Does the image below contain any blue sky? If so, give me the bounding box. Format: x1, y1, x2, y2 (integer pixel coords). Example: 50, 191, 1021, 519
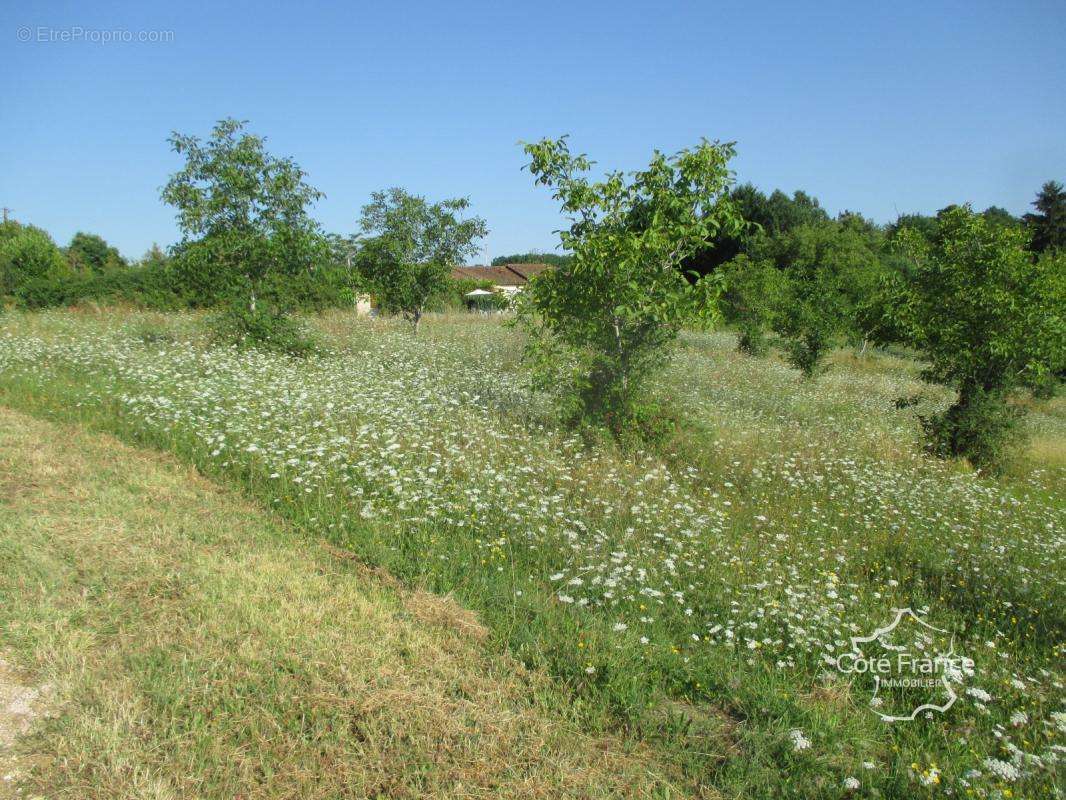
2, 0, 1064, 262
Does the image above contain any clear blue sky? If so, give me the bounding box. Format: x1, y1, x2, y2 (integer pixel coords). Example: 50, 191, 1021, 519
3, 0, 1064, 262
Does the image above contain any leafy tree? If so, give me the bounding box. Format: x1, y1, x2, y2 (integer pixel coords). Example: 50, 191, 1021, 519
0, 220, 25, 244
887, 212, 939, 244
161, 119, 326, 314
879, 205, 1065, 470
136, 243, 170, 271
517, 136, 744, 430
766, 220, 884, 376
67, 232, 126, 273
0, 224, 71, 301
720, 254, 787, 356
980, 205, 1020, 230
491, 252, 571, 267
356, 188, 487, 332
890, 206, 1019, 247
1024, 180, 1066, 254
763, 189, 830, 235
684, 183, 829, 277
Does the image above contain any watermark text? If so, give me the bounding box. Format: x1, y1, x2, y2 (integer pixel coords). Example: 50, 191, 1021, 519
17, 26, 175, 44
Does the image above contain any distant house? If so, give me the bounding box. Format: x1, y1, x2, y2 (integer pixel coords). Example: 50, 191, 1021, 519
451, 263, 553, 296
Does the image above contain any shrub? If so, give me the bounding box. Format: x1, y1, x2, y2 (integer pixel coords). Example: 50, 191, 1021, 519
720, 254, 786, 357
768, 221, 881, 377
919, 388, 1023, 472
131, 319, 177, 347
66, 232, 126, 273
784, 330, 832, 378
207, 300, 319, 357
0, 225, 71, 300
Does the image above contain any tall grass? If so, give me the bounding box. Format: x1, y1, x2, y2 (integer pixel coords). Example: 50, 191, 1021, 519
0, 308, 1062, 798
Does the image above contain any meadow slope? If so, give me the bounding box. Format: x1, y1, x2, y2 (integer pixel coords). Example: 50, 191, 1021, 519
0, 406, 680, 799
0, 308, 1062, 799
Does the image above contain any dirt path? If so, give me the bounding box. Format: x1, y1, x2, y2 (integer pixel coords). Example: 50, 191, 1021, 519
0, 657, 49, 799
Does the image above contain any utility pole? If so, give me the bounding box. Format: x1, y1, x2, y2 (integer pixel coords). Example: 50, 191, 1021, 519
1, 207, 11, 223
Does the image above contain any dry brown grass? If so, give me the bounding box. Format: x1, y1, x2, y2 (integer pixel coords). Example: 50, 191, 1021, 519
0, 408, 680, 799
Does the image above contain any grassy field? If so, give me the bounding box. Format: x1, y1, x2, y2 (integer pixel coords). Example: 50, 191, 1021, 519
0, 406, 678, 799
0, 307, 1062, 798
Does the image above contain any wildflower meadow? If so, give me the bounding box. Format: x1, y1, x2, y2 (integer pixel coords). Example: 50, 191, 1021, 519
0, 309, 1061, 798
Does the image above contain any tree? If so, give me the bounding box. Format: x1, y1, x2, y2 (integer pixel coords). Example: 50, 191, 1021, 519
980, 205, 1020, 230
887, 212, 939, 244
0, 224, 70, 301
766, 220, 884, 376
684, 183, 830, 278
136, 243, 170, 271
356, 188, 487, 332
491, 252, 572, 267
161, 118, 326, 312
720, 254, 787, 356
879, 205, 1065, 470
67, 232, 125, 273
1024, 180, 1066, 254
517, 136, 744, 430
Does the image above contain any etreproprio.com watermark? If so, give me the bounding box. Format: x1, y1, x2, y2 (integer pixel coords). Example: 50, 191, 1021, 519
16, 26, 175, 44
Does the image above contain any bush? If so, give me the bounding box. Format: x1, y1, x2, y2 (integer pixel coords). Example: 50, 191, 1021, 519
768, 222, 878, 377
736, 322, 769, 357
14, 275, 76, 309
10, 265, 185, 311
1029, 373, 1060, 400
131, 319, 177, 347
721, 254, 786, 358
207, 301, 319, 357
919, 388, 1022, 472
1, 225, 72, 299
784, 330, 832, 378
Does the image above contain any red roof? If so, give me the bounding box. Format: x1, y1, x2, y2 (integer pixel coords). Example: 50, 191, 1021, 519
451, 263, 554, 286
501, 263, 553, 281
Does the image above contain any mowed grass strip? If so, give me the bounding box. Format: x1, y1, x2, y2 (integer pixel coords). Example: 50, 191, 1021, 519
0, 408, 680, 799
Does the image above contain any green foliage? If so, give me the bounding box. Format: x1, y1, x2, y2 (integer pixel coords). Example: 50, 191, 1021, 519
356, 188, 487, 331
51, 264, 184, 310
919, 387, 1023, 472
207, 299, 319, 357
720, 254, 787, 356
879, 205, 1066, 469
518, 136, 743, 431
66, 231, 126, 273
161, 118, 327, 312
0, 223, 72, 304
1024, 179, 1066, 254
766, 219, 884, 376
131, 318, 178, 347
137, 243, 170, 271
684, 183, 830, 276
442, 278, 508, 312
161, 119, 329, 352
742, 186, 830, 236
490, 252, 572, 267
